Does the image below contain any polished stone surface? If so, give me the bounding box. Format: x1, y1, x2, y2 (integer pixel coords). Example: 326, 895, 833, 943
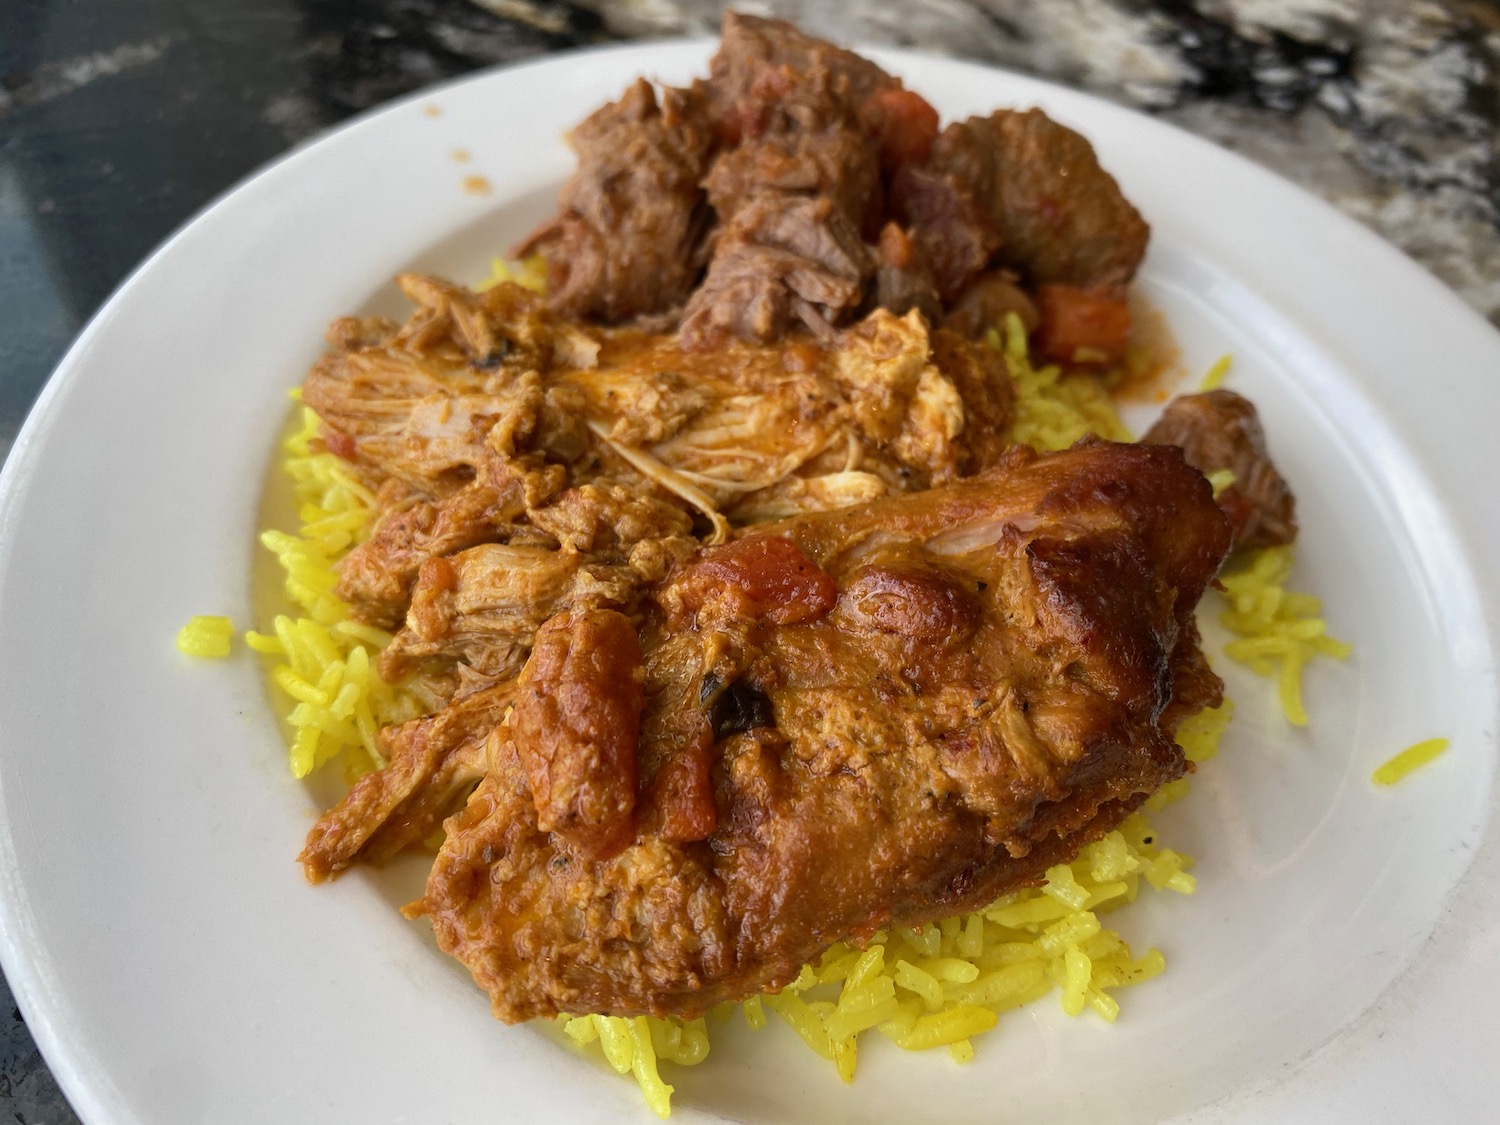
2, 1, 1498, 1119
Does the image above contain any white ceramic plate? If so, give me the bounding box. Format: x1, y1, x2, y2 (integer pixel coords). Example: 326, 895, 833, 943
1, 40, 1497, 1125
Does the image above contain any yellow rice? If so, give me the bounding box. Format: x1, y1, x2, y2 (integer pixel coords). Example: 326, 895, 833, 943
1198, 353, 1231, 391
1372, 737, 1450, 785
1217, 545, 1351, 726
477, 255, 548, 294
560, 808, 1187, 1116
991, 315, 1133, 449
250, 399, 424, 780
237, 301, 1356, 1116
176, 615, 235, 658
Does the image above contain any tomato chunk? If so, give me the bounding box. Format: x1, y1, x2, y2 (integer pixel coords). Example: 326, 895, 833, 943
1034, 284, 1132, 366
513, 609, 643, 859
861, 87, 940, 173
322, 425, 357, 461
672, 535, 838, 626
645, 737, 718, 843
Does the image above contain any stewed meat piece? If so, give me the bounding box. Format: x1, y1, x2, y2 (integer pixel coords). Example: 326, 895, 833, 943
871, 222, 942, 321
682, 13, 947, 346
700, 69, 881, 227
303, 274, 599, 497
704, 12, 896, 129
942, 271, 1039, 339
678, 194, 874, 348
703, 10, 937, 173
894, 109, 1148, 360
963, 109, 1148, 363
963, 109, 1148, 291
513, 79, 716, 322
682, 66, 880, 347
889, 126, 1005, 302
311, 278, 1015, 630
299, 682, 514, 882
1143, 389, 1298, 550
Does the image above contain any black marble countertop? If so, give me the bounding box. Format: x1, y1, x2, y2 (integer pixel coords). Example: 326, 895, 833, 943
2, 0, 1498, 1120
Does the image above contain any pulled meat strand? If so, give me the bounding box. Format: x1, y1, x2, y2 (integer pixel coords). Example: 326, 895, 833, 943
310, 275, 1011, 634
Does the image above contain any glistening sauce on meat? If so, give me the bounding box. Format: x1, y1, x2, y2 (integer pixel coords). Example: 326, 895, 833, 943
273, 8, 1306, 1105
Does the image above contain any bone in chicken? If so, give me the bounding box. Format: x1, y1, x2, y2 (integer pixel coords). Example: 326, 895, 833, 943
302, 439, 1231, 1020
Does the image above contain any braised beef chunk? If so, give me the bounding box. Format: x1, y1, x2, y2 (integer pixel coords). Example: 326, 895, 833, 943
513, 79, 715, 322
516, 16, 1150, 355
705, 12, 939, 176
393, 441, 1230, 1020
860, 87, 941, 176
966, 109, 1149, 290
890, 126, 1005, 301
703, 11, 899, 144
895, 110, 1146, 358
680, 13, 956, 346
942, 271, 1039, 340
683, 132, 876, 346
701, 80, 879, 228
683, 54, 883, 348
1142, 389, 1298, 549
871, 222, 941, 320
894, 107, 1149, 331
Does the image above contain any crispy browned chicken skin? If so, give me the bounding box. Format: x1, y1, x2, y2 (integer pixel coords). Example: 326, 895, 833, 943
304, 441, 1230, 1020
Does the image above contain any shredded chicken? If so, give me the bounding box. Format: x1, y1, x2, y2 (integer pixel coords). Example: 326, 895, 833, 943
312, 279, 1015, 633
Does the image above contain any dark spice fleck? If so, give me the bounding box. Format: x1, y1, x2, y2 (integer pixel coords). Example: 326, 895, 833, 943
710, 679, 776, 740
698, 670, 723, 705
